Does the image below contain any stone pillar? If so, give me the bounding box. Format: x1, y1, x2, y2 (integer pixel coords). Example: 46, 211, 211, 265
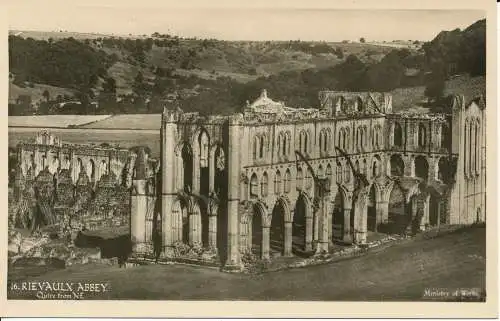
189, 212, 202, 245
343, 206, 352, 243
353, 198, 368, 244
161, 111, 178, 250
376, 201, 389, 226
316, 196, 331, 253
420, 195, 430, 230
131, 179, 147, 253
305, 215, 314, 252
313, 209, 319, 244
225, 116, 242, 268
262, 225, 270, 260
208, 214, 217, 249
283, 220, 293, 257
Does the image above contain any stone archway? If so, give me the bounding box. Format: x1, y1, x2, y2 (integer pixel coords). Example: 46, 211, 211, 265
414, 156, 429, 181
251, 203, 265, 257
386, 183, 407, 234
293, 193, 312, 253
270, 200, 286, 256
332, 189, 344, 241
181, 143, 193, 192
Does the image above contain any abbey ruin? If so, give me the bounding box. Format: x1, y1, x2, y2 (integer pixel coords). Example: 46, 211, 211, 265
10, 89, 486, 271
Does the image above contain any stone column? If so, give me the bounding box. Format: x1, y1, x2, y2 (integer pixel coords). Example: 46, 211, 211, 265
316, 195, 331, 253
208, 214, 217, 248
343, 206, 352, 243
131, 180, 147, 253
262, 225, 270, 260
376, 201, 389, 226
305, 215, 314, 252
283, 220, 293, 257
161, 112, 178, 250
189, 211, 202, 245
353, 198, 368, 244
420, 195, 430, 230
225, 116, 242, 268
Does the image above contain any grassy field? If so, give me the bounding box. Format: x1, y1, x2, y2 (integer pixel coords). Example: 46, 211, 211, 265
8, 226, 486, 301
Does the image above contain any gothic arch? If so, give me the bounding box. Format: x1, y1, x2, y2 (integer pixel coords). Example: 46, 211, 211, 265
414, 156, 429, 181
390, 154, 405, 177
356, 96, 364, 112
261, 172, 269, 197
394, 122, 403, 147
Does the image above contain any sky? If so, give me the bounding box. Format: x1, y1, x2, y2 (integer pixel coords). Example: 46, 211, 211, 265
7, 2, 486, 42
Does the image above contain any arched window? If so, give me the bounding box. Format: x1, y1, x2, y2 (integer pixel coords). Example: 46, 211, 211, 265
362, 158, 367, 175
475, 120, 480, 174
304, 130, 309, 154
274, 170, 282, 195
282, 133, 287, 156
344, 163, 351, 183
296, 167, 303, 190
394, 122, 403, 147
390, 154, 405, 177
418, 123, 427, 148
318, 164, 324, 178
299, 131, 307, 154
344, 130, 350, 151
355, 159, 360, 173
469, 120, 474, 175
319, 131, 324, 154
284, 169, 291, 193
285, 132, 291, 156
356, 96, 363, 112
277, 133, 283, 157
259, 135, 265, 158
337, 129, 343, 149
336, 162, 343, 183
253, 136, 259, 160
199, 131, 209, 168
305, 168, 313, 190
372, 160, 378, 178
440, 123, 450, 149
326, 164, 333, 186
261, 172, 269, 197
464, 120, 468, 175
250, 173, 259, 198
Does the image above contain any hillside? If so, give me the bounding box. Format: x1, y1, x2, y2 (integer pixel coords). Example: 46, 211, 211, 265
8, 19, 485, 116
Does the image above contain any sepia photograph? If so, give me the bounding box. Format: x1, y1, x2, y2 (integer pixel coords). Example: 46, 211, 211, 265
2, 0, 497, 318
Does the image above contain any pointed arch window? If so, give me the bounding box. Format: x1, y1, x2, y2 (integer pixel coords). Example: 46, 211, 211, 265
296, 167, 304, 190
336, 162, 343, 183
261, 172, 269, 197
259, 135, 265, 158
284, 169, 291, 193
274, 170, 282, 195
250, 174, 259, 198
305, 168, 313, 190
418, 123, 427, 148
199, 131, 209, 168
394, 122, 403, 147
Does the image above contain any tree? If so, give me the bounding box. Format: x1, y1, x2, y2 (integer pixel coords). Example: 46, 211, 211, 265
424, 64, 446, 104
359, 37, 366, 43
42, 89, 50, 102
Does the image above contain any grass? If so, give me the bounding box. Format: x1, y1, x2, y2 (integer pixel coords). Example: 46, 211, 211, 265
9, 82, 75, 105
7, 226, 486, 301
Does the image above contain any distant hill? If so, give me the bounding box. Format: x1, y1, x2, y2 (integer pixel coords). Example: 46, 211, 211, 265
8, 19, 485, 116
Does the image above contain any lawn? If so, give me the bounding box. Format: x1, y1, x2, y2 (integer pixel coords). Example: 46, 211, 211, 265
8, 226, 486, 301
